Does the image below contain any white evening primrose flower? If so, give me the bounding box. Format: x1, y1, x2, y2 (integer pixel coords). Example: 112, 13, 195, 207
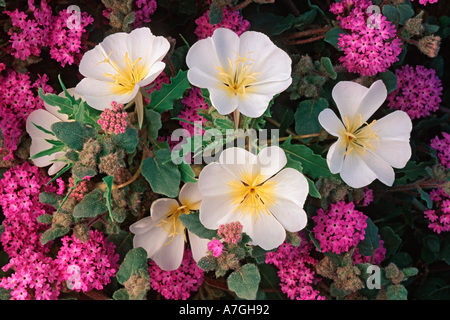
75, 27, 170, 128
26, 88, 81, 175
198, 146, 309, 250
186, 28, 292, 118
129, 182, 208, 271
318, 80, 412, 189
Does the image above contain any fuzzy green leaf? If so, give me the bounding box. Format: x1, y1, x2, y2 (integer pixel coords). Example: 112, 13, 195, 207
179, 211, 217, 239
144, 109, 162, 140
294, 98, 329, 138
111, 127, 139, 153
116, 247, 148, 284
40, 225, 70, 245
357, 217, 380, 256
324, 27, 344, 49
103, 176, 114, 221
227, 263, 261, 300
72, 189, 108, 218
51, 121, 97, 151
178, 162, 197, 183
141, 149, 181, 198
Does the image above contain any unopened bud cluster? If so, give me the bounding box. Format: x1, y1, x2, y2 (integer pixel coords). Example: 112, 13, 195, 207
98, 101, 128, 134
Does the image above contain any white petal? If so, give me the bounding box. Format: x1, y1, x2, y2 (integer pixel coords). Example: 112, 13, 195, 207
150, 198, 180, 222
267, 167, 308, 208
26, 109, 60, 139
318, 108, 345, 137
129, 216, 155, 235
332, 81, 369, 122
372, 139, 411, 169
48, 158, 68, 176
240, 212, 286, 250
340, 152, 377, 188
371, 110, 412, 141
267, 199, 307, 233
360, 150, 396, 186
253, 146, 287, 181
326, 138, 347, 174
198, 162, 236, 198
179, 182, 202, 210
187, 68, 222, 89
208, 87, 238, 115
186, 36, 222, 83
218, 147, 257, 180
199, 195, 237, 230
188, 231, 209, 262
211, 28, 240, 72
357, 80, 387, 123
151, 233, 185, 271
236, 92, 275, 118
137, 61, 166, 88
29, 139, 57, 167
127, 28, 170, 69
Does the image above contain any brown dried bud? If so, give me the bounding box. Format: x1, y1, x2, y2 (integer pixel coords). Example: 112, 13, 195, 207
418, 35, 441, 58
73, 224, 90, 242
123, 271, 150, 300
99, 150, 124, 177
405, 11, 425, 37
79, 139, 101, 168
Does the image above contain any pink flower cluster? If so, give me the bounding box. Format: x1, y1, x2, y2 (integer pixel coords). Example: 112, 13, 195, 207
54, 230, 120, 292
218, 221, 243, 244
5, 0, 93, 67
194, 6, 251, 40
265, 233, 325, 300
424, 188, 450, 234
0, 68, 53, 161
330, 0, 403, 76
411, 0, 438, 5
387, 65, 443, 119
98, 102, 128, 134
178, 87, 209, 136
68, 177, 91, 201
430, 132, 450, 169
134, 0, 158, 28
207, 239, 224, 257
148, 249, 204, 300
0, 249, 61, 300
312, 202, 368, 254
0, 162, 55, 257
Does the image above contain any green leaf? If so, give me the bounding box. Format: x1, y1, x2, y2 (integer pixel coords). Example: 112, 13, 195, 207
29, 142, 65, 160
419, 189, 433, 209
397, 3, 414, 25
144, 108, 162, 140
382, 5, 400, 25
111, 127, 139, 153
146, 70, 191, 113
294, 9, 317, 30
357, 217, 380, 256
39, 192, 64, 208
281, 137, 332, 180
73, 189, 108, 218
320, 57, 337, 80
103, 176, 114, 221
247, 13, 295, 36
178, 162, 197, 183
379, 70, 398, 94
394, 161, 429, 185
179, 211, 217, 239
227, 263, 261, 300
51, 121, 97, 151
116, 247, 148, 284
324, 27, 344, 49
209, 2, 223, 25
386, 284, 408, 300
40, 225, 70, 245
380, 226, 402, 259
38, 88, 74, 117
36, 214, 54, 224
113, 288, 130, 300
141, 149, 181, 198
294, 98, 329, 138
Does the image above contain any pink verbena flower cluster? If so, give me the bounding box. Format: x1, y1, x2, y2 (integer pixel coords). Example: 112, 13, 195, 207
54, 230, 120, 292
430, 132, 450, 169
5, 0, 93, 67
218, 221, 243, 244
312, 202, 368, 254
424, 188, 450, 234
134, 0, 158, 28
178, 87, 209, 136
265, 233, 325, 300
148, 249, 204, 300
352, 235, 386, 264
387, 65, 443, 119
0, 162, 56, 257
98, 102, 128, 134
207, 239, 224, 257
411, 0, 438, 5
330, 0, 403, 76
194, 6, 251, 40
0, 249, 61, 300
0, 68, 53, 161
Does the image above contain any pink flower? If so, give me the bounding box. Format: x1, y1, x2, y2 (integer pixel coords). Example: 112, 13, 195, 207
194, 7, 250, 40
424, 189, 450, 234
430, 132, 450, 169
207, 239, 223, 257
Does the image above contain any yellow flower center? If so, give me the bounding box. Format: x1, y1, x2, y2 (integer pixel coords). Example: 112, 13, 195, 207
99, 51, 149, 96
216, 51, 260, 98
157, 204, 192, 245
227, 170, 276, 220
342, 114, 379, 156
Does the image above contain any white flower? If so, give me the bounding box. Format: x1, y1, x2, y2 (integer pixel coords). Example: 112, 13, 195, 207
26, 88, 81, 175
129, 182, 208, 271
318, 80, 412, 189
198, 146, 309, 250
75, 27, 170, 111
186, 28, 292, 118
